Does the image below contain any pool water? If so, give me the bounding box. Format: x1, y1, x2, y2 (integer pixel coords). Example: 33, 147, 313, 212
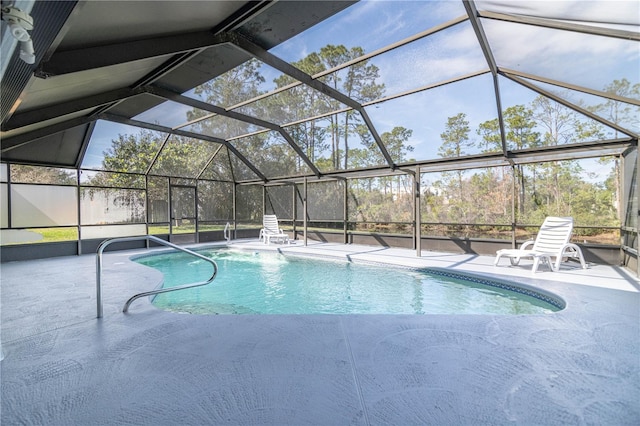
135, 249, 561, 315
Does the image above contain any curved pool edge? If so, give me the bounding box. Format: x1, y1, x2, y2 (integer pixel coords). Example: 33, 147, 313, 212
132, 245, 566, 314
422, 267, 566, 311
262, 249, 567, 312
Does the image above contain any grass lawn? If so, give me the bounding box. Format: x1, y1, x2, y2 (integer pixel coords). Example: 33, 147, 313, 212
28, 227, 78, 243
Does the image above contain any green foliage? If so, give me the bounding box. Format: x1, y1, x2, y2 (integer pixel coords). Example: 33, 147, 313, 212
438, 113, 471, 157
381, 127, 414, 163
438, 113, 471, 211
101, 130, 162, 174
433, 86, 622, 232
192, 58, 265, 108
348, 176, 413, 228
10, 165, 76, 185
276, 44, 389, 171
588, 78, 640, 137
76, 52, 623, 242
236, 185, 262, 222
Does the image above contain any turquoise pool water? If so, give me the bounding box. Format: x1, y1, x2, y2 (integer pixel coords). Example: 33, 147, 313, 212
135, 249, 561, 315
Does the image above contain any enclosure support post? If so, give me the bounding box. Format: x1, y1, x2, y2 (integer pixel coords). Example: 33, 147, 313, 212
415, 166, 421, 257
303, 177, 308, 246
636, 150, 639, 277
195, 184, 200, 244
144, 175, 149, 249
168, 180, 173, 242
511, 165, 517, 249
619, 153, 625, 272
76, 168, 82, 255
233, 183, 237, 239
5, 164, 11, 232
292, 184, 297, 240
343, 180, 348, 244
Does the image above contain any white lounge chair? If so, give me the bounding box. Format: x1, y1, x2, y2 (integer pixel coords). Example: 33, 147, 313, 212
259, 214, 290, 245
495, 216, 587, 273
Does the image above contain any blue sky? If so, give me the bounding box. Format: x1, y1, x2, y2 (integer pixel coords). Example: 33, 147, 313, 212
268, 0, 638, 162
86, 0, 639, 179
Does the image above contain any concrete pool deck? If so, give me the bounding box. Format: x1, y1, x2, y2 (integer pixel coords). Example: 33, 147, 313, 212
1, 239, 639, 425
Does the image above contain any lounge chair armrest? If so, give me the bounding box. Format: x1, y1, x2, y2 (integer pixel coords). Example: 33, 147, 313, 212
562, 243, 581, 253
519, 240, 535, 250
555, 242, 588, 269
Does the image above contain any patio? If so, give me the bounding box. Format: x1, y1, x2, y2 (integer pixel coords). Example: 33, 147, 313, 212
1, 240, 638, 425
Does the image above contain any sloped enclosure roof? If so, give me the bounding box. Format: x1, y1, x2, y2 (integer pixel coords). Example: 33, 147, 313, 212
1, 0, 638, 183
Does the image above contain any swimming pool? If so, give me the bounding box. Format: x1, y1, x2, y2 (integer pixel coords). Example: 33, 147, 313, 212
134, 249, 563, 315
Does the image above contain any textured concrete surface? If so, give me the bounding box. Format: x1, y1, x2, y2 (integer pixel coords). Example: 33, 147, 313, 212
1, 240, 639, 425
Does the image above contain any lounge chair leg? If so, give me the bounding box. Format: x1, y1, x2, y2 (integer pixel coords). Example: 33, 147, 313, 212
531, 257, 539, 273
580, 255, 587, 269
567, 244, 588, 269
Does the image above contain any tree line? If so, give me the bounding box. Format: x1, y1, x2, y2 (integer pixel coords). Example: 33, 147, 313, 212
6, 42, 636, 236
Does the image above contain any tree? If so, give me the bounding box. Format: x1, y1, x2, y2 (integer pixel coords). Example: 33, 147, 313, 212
381, 127, 414, 163
274, 52, 332, 170
588, 78, 640, 218
9, 165, 76, 185
82, 130, 163, 224
591, 78, 640, 139
375, 127, 414, 197
192, 58, 265, 109
323, 46, 385, 169
476, 118, 501, 153
317, 45, 351, 169
478, 105, 540, 216
531, 95, 577, 147
353, 125, 414, 168
275, 45, 386, 171
101, 131, 161, 177
86, 129, 228, 226
438, 113, 471, 213
439, 113, 472, 158
529, 95, 587, 222
186, 60, 270, 178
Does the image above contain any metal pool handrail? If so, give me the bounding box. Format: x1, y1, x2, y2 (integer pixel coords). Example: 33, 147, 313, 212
96, 235, 218, 318
224, 222, 231, 243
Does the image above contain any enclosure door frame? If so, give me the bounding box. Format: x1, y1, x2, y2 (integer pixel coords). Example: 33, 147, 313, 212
169, 184, 198, 244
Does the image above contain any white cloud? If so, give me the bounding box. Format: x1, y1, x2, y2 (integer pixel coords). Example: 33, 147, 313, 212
478, 0, 638, 27
481, 17, 638, 89
357, 21, 487, 97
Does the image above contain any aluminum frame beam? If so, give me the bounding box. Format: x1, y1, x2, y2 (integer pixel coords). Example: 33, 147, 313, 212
2, 87, 146, 132
504, 73, 638, 138
144, 133, 172, 176
36, 1, 273, 77
463, 1, 509, 157
220, 134, 637, 185
312, 14, 469, 82
218, 31, 397, 170
500, 68, 640, 107
99, 113, 268, 182
1, 1, 79, 124
363, 69, 490, 106
37, 31, 223, 77
196, 144, 226, 180
1, 115, 95, 153
478, 10, 640, 42
74, 120, 97, 168
147, 86, 322, 177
